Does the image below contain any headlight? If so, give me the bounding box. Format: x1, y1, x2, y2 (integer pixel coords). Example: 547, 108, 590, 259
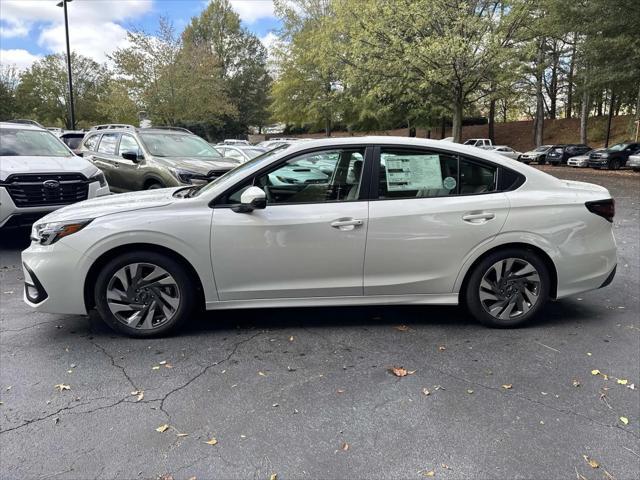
171, 169, 209, 184
31, 219, 93, 245
90, 171, 107, 187
600, 153, 609, 158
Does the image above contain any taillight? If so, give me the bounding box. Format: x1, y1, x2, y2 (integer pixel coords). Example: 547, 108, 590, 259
586, 199, 615, 222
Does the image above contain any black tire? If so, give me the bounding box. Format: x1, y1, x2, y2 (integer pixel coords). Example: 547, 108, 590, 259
146, 182, 164, 190
538, 157, 546, 165
464, 248, 550, 328
94, 251, 196, 337
609, 159, 621, 170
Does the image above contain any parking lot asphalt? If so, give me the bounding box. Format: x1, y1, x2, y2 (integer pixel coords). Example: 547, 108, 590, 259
1, 166, 639, 480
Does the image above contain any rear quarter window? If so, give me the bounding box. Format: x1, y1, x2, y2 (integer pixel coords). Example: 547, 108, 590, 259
83, 134, 100, 151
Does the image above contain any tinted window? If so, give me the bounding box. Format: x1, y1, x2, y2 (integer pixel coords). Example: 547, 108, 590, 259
97, 133, 119, 155
62, 135, 84, 149
83, 134, 100, 151
139, 132, 221, 157
228, 148, 365, 205
377, 149, 497, 199
118, 134, 141, 156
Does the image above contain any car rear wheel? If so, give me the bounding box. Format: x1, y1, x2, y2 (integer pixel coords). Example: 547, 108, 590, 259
94, 251, 196, 337
146, 182, 164, 190
464, 248, 550, 328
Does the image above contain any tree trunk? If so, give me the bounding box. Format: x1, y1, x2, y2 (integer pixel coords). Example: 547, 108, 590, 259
325, 117, 331, 137
440, 115, 446, 139
533, 38, 545, 147
488, 98, 496, 143
597, 94, 603, 116
580, 82, 589, 144
451, 87, 463, 143
635, 83, 640, 141
605, 90, 615, 148
566, 36, 577, 118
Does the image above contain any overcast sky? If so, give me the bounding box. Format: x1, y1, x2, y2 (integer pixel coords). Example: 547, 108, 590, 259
0, 0, 280, 70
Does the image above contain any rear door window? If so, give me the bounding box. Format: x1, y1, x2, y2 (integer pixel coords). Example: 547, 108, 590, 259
83, 134, 100, 151
97, 133, 119, 155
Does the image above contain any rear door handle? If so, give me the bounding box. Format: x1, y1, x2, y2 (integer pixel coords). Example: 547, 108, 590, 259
331, 218, 364, 230
462, 212, 495, 223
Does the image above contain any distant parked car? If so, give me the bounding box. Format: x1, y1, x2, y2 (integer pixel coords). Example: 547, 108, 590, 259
588, 142, 640, 170
463, 138, 493, 149
519, 145, 552, 164
546, 144, 592, 165
566, 154, 591, 168
219, 139, 250, 146
80, 125, 238, 193
625, 153, 640, 172
58, 131, 86, 155
215, 145, 267, 163
488, 146, 522, 160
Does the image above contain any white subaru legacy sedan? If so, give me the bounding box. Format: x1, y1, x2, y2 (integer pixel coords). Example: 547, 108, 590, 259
22, 137, 617, 337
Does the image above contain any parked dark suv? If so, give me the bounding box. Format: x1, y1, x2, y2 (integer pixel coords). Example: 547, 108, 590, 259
588, 142, 640, 170
546, 144, 591, 165
79, 125, 239, 192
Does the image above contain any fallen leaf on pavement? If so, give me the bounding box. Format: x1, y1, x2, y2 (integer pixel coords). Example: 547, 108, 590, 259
176, 433, 188, 437
131, 390, 144, 401
159, 361, 167, 365
394, 325, 410, 331
423, 470, 435, 477
422, 388, 430, 396
572, 379, 581, 387
341, 442, 349, 451
627, 384, 636, 390
289, 336, 294, 342
337, 389, 345, 394
502, 384, 512, 390
583, 455, 599, 468
467, 389, 474, 394
205, 438, 218, 446
155, 424, 169, 433
620, 416, 629, 425
152, 366, 160, 370
438, 346, 446, 351
391, 367, 408, 377
616, 379, 628, 385
164, 364, 173, 369
269, 474, 277, 480
258, 371, 267, 377
441, 464, 451, 470
591, 369, 601, 376
54, 384, 70, 392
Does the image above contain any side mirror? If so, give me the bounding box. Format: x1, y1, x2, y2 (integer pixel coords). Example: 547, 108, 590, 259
122, 151, 142, 163
232, 186, 266, 213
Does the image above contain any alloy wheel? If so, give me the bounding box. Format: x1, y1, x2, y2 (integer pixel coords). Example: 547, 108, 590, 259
478, 258, 541, 321
106, 262, 181, 330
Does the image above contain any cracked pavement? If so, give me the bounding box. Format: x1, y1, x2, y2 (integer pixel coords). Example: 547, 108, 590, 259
1, 167, 639, 479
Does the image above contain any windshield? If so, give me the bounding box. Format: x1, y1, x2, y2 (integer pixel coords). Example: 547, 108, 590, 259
194, 145, 289, 197
608, 143, 629, 152
535, 145, 551, 152
0, 128, 72, 157
139, 132, 222, 158
243, 148, 267, 159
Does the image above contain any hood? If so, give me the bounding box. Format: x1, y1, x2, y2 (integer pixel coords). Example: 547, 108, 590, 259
0, 155, 99, 181
35, 187, 180, 224
156, 156, 238, 173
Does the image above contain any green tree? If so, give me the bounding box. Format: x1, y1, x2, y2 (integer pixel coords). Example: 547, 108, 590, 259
0, 65, 20, 121
182, 0, 272, 131
15, 53, 110, 128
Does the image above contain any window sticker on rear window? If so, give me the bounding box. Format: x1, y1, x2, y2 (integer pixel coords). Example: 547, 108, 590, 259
384, 154, 443, 191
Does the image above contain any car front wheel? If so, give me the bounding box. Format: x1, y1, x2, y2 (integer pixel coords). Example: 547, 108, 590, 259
94, 251, 196, 337
464, 248, 550, 328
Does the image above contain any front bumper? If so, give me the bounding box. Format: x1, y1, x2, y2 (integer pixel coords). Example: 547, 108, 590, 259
626, 158, 640, 168
1, 183, 110, 228
588, 159, 609, 168
22, 240, 92, 315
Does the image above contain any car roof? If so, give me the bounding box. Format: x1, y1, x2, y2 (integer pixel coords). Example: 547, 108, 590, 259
0, 121, 45, 131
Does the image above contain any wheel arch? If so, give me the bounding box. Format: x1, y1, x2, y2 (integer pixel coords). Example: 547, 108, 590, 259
83, 242, 205, 311
458, 242, 558, 300
143, 174, 167, 189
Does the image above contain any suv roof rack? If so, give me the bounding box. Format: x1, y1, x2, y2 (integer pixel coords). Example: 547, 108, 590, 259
91, 124, 136, 131
142, 126, 193, 134
7, 119, 45, 128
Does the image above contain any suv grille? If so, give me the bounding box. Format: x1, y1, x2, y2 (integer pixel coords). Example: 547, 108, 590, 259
2, 173, 89, 207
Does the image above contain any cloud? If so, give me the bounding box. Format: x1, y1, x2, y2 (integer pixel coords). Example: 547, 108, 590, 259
229, 0, 275, 23
0, 49, 42, 71
0, 0, 153, 63
259, 31, 279, 51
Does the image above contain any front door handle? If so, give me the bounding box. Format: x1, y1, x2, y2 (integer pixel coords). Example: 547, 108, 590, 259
462, 212, 496, 223
331, 218, 364, 230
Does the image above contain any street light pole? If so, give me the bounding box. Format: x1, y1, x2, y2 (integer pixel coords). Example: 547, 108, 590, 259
57, 0, 75, 130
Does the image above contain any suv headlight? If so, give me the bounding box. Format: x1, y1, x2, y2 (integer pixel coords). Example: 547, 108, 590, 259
171, 168, 209, 184
90, 171, 107, 187
31, 219, 93, 245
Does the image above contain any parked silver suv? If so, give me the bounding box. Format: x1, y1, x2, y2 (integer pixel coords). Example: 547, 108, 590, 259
79, 125, 239, 192
0, 122, 110, 229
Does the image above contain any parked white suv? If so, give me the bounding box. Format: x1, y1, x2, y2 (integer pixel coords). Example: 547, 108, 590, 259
0, 122, 110, 229
463, 138, 493, 149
